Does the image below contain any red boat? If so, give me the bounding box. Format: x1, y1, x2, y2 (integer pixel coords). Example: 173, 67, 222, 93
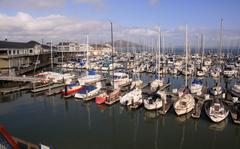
62, 82, 83, 95
95, 89, 120, 104
96, 92, 108, 104
0, 124, 19, 149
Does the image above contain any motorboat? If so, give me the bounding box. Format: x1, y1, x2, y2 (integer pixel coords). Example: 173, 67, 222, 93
112, 72, 131, 89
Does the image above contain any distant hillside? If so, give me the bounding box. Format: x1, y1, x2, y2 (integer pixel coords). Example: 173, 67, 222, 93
105, 40, 144, 48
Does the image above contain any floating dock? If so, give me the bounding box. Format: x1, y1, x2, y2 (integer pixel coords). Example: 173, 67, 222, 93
0, 85, 30, 95
31, 83, 64, 93
105, 98, 120, 105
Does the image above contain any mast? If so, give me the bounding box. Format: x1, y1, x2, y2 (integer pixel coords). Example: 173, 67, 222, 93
219, 18, 223, 60
61, 42, 63, 69
86, 35, 89, 70
201, 34, 204, 65
111, 22, 114, 89
185, 24, 188, 87
158, 26, 161, 79
50, 41, 53, 71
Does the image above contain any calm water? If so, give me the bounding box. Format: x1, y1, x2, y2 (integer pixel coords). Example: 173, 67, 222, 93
0, 74, 240, 149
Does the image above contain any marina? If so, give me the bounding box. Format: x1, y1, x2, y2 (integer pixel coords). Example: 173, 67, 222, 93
0, 1, 240, 148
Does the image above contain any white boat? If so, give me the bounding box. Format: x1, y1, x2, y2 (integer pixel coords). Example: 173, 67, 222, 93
204, 58, 212, 66
232, 84, 240, 94
174, 88, 195, 115
75, 82, 102, 100
35, 71, 75, 84
205, 100, 229, 123
210, 84, 223, 96
223, 65, 237, 77
210, 69, 220, 78
120, 88, 142, 106
190, 79, 203, 94
196, 69, 205, 77
78, 69, 102, 84
112, 72, 131, 89
150, 79, 164, 90
174, 25, 195, 116
144, 91, 166, 110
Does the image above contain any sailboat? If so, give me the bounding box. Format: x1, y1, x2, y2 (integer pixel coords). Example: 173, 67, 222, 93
151, 27, 165, 89
190, 79, 203, 94
75, 82, 102, 100
205, 99, 229, 123
174, 24, 195, 116
95, 22, 121, 105
143, 91, 166, 110
210, 19, 224, 96
62, 81, 83, 96
78, 36, 103, 84
119, 86, 143, 107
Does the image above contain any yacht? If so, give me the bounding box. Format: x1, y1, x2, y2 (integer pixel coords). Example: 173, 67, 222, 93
112, 72, 131, 89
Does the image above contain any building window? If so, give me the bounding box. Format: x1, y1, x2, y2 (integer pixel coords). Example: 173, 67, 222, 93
13, 50, 15, 55
29, 49, 33, 53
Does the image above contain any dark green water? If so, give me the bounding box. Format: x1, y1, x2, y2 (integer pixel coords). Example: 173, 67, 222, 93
0, 75, 239, 149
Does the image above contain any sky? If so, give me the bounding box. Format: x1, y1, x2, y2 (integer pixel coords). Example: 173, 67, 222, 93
0, 0, 240, 48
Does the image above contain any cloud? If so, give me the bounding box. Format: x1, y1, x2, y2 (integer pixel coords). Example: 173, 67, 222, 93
0, 12, 239, 48
0, 0, 66, 9
0, 0, 105, 9
149, 0, 160, 6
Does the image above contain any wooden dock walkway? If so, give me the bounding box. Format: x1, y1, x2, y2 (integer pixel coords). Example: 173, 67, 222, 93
0, 76, 42, 83
105, 98, 120, 105
159, 99, 174, 115
191, 94, 212, 119
0, 85, 30, 95
31, 83, 64, 93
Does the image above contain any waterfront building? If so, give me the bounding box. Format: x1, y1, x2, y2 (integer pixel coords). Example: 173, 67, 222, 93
0, 40, 55, 76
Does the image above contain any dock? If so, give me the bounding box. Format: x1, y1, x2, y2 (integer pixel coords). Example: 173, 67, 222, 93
159, 99, 173, 115
31, 83, 64, 93
45, 87, 62, 96
0, 85, 30, 95
105, 98, 120, 105
191, 94, 212, 119
77, 91, 105, 101
0, 76, 43, 83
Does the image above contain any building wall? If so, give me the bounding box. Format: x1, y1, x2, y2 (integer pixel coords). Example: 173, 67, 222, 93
0, 59, 9, 69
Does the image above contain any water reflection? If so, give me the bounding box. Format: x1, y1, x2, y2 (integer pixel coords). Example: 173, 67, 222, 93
208, 119, 228, 132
